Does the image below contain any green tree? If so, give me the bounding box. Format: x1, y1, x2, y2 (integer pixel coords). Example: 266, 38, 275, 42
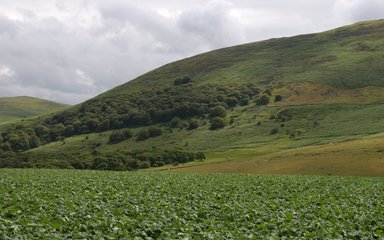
209, 106, 227, 118
137, 129, 150, 141
274, 95, 283, 102
188, 119, 199, 130
148, 127, 163, 137
210, 117, 226, 130
256, 95, 270, 106
109, 130, 133, 143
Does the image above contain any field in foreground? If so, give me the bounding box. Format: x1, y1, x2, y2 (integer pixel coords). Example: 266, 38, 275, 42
1, 169, 383, 239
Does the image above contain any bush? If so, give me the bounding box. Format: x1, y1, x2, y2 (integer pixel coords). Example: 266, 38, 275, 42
188, 119, 199, 130
210, 117, 226, 130
209, 106, 227, 118
274, 95, 283, 102
174, 76, 192, 85
137, 129, 150, 141
256, 95, 270, 106
270, 128, 279, 135
263, 88, 272, 96
109, 130, 133, 143
169, 117, 182, 128
225, 97, 239, 107
239, 97, 250, 106
148, 127, 163, 137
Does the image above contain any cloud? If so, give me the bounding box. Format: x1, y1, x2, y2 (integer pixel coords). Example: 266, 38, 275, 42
177, 0, 245, 49
333, 0, 384, 23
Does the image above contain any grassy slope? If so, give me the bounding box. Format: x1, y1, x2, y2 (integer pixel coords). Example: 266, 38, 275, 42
15, 20, 384, 175
100, 19, 384, 97
0, 96, 69, 125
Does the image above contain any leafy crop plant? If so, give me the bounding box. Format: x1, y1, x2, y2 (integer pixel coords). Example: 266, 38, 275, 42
1, 169, 383, 239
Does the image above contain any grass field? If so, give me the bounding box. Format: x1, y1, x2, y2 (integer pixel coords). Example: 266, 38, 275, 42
164, 135, 384, 176
0, 169, 383, 239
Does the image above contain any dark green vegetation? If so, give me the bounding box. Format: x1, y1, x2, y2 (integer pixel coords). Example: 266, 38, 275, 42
0, 148, 204, 171
1, 169, 384, 239
1, 20, 384, 174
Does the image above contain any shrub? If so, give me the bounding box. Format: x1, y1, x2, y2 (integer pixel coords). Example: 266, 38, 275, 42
169, 117, 182, 128
109, 130, 133, 143
210, 117, 226, 130
148, 127, 163, 137
274, 95, 283, 102
209, 106, 227, 118
137, 129, 150, 141
225, 97, 239, 108
270, 128, 279, 135
239, 97, 250, 106
188, 119, 199, 130
263, 88, 272, 96
256, 95, 270, 106
174, 76, 192, 85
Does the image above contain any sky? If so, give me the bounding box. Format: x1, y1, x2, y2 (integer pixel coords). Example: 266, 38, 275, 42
0, 0, 383, 104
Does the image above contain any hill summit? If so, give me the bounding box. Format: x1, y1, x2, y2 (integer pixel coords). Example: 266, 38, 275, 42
1, 19, 384, 175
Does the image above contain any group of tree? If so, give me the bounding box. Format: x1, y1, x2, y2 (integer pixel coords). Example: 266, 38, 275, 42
0, 81, 275, 153
0, 149, 205, 171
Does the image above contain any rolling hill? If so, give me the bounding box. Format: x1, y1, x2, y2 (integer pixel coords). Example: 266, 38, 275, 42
1, 20, 384, 175
0, 96, 69, 127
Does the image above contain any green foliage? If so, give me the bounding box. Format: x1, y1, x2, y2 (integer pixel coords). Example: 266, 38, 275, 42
274, 95, 283, 102
270, 128, 279, 135
263, 88, 272, 96
137, 129, 150, 141
147, 127, 163, 137
210, 117, 226, 130
0, 82, 265, 153
0, 149, 205, 171
209, 105, 227, 118
137, 127, 162, 141
1, 169, 384, 239
188, 119, 199, 130
173, 76, 192, 85
109, 130, 133, 144
255, 95, 270, 106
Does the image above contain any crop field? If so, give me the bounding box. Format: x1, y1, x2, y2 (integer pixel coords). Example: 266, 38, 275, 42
1, 169, 384, 239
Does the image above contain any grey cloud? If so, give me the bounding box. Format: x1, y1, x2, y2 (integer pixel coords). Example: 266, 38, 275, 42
177, 0, 245, 49
333, 0, 384, 22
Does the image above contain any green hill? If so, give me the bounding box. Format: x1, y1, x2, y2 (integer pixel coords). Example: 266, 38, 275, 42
0, 96, 69, 125
1, 20, 384, 175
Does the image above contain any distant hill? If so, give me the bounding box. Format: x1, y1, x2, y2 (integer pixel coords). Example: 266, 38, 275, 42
0, 96, 69, 123
1, 20, 384, 175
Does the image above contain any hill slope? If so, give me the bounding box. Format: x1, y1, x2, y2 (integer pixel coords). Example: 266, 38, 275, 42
106, 19, 384, 94
0, 96, 69, 124
1, 20, 384, 175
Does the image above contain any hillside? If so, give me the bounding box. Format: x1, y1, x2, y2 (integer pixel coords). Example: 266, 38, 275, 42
0, 96, 69, 124
1, 20, 384, 175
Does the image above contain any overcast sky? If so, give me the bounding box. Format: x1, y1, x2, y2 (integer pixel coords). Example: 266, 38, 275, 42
0, 0, 383, 104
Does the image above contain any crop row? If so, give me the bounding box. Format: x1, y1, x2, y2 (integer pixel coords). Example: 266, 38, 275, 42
0, 169, 383, 239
